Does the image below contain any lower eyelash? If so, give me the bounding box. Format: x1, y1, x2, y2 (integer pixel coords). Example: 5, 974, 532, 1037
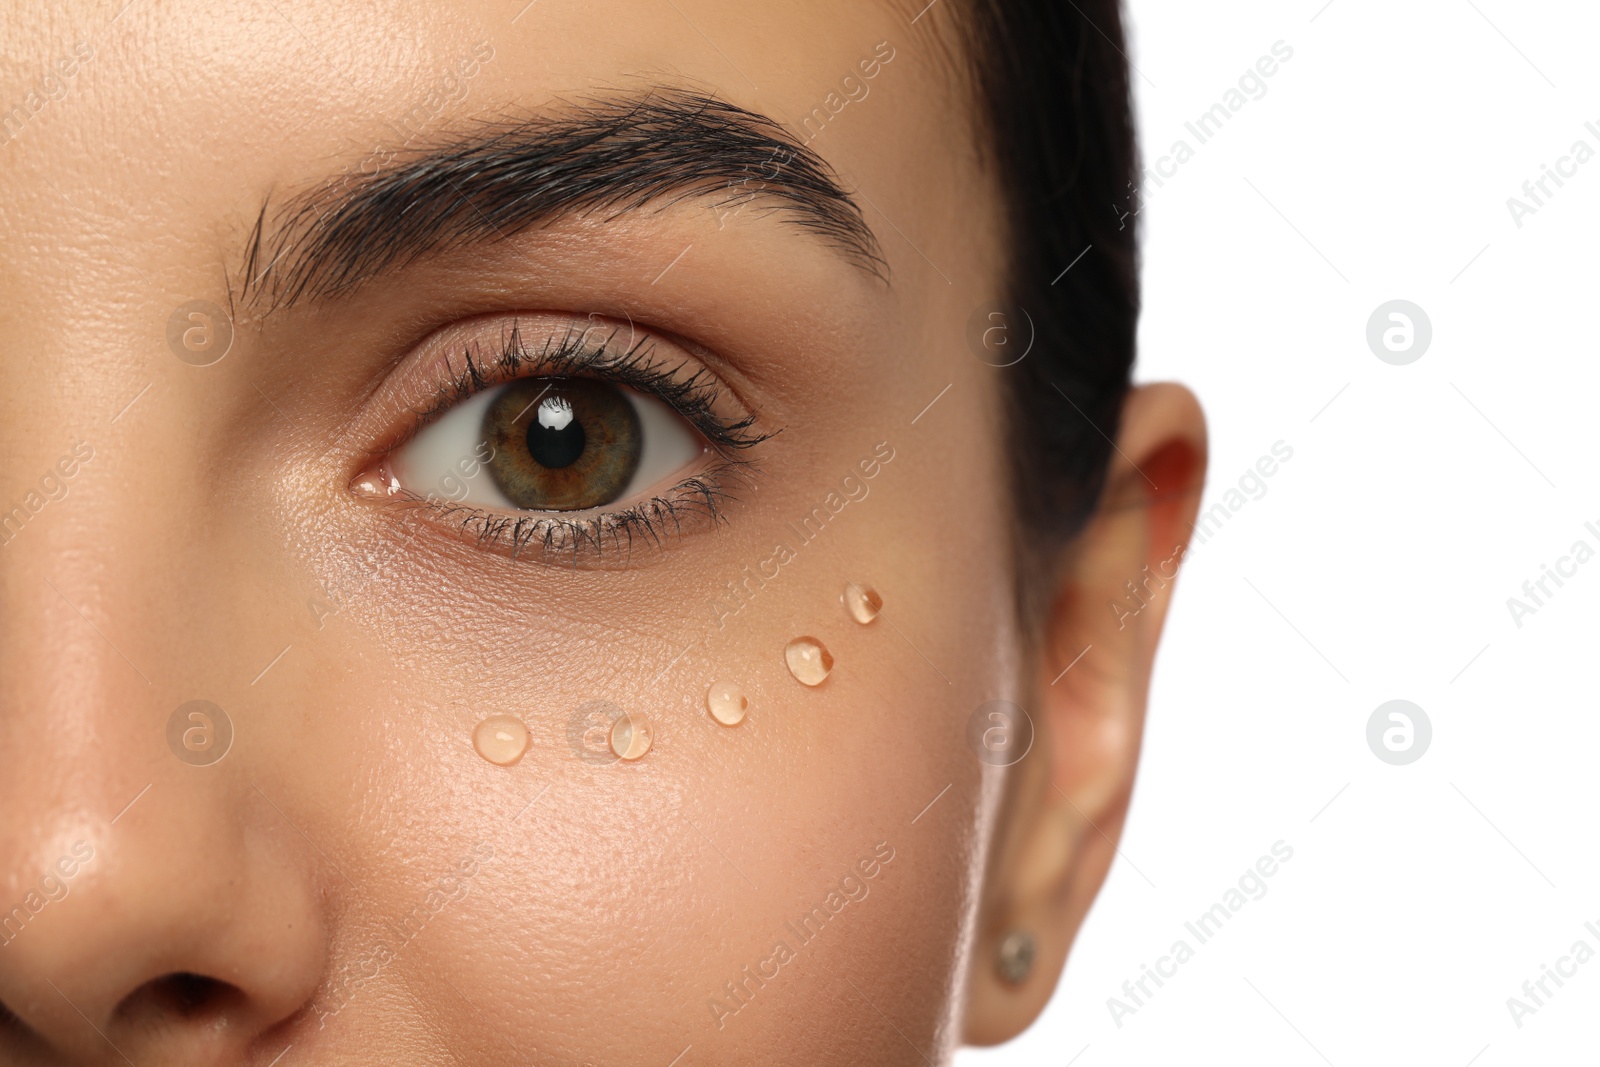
386, 459, 750, 564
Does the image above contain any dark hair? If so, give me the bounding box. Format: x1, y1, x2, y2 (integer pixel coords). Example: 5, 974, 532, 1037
956, 0, 1140, 623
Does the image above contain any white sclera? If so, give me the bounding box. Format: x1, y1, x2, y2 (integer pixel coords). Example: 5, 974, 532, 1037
389, 381, 703, 510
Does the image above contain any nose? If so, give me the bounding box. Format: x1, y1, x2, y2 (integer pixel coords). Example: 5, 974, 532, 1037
0, 558, 329, 1063
0, 786, 328, 1063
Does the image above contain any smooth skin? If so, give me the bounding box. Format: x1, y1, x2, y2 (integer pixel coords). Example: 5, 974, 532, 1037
0, 2, 1205, 1064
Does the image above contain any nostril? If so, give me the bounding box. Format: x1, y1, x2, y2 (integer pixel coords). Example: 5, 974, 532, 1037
0, 998, 53, 1060
161, 973, 230, 1017
118, 972, 243, 1024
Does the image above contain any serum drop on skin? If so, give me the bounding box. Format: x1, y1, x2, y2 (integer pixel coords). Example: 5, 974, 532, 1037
706, 681, 748, 726
784, 637, 833, 686
473, 715, 530, 766
610, 712, 654, 760
843, 582, 882, 624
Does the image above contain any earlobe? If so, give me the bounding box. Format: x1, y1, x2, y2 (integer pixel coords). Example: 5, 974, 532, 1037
963, 383, 1207, 1046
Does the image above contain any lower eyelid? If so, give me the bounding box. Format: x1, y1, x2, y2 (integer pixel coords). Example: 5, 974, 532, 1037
382, 459, 751, 566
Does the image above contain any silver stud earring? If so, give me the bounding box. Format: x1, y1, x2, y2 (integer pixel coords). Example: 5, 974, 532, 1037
996, 930, 1037, 985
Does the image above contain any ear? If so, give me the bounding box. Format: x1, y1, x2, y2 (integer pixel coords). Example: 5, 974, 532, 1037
963, 382, 1207, 1045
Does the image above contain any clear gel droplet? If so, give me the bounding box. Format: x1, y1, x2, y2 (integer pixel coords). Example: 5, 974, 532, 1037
707, 681, 748, 726
473, 715, 529, 766
609, 712, 653, 760
785, 637, 833, 686
843, 583, 882, 624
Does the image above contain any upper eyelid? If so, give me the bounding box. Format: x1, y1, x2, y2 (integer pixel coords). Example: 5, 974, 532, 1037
579, 309, 641, 351
398, 315, 774, 458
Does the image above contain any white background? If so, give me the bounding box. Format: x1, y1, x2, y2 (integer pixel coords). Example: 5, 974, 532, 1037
961, 1, 1600, 1064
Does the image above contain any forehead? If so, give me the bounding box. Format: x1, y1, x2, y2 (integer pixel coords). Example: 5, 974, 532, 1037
0, 0, 971, 295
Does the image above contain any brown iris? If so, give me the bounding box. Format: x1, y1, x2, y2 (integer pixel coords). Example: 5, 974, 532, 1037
482, 378, 642, 510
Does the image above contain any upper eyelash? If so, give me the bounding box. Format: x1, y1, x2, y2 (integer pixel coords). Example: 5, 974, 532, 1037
414, 318, 775, 457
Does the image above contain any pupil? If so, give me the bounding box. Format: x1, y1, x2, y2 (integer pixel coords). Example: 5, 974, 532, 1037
526, 398, 586, 469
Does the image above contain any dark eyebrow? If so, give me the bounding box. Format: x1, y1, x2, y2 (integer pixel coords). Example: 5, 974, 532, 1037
236, 89, 886, 311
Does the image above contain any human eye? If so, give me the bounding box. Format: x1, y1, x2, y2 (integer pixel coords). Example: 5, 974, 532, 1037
354, 315, 772, 563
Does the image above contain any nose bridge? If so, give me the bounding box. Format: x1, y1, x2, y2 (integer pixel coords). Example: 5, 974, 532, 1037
0, 520, 161, 840
0, 344, 259, 751
0, 433, 174, 831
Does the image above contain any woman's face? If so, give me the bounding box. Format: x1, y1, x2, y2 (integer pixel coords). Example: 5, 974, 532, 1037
0, 2, 1203, 1063
0, 1, 1024, 1062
